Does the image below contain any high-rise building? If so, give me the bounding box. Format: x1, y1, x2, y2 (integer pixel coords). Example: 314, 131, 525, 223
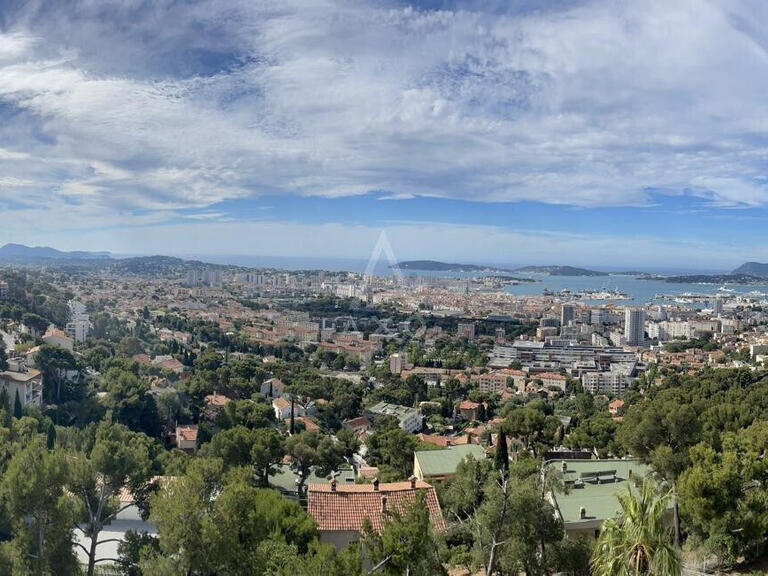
561, 304, 575, 327
66, 300, 90, 343
389, 353, 406, 375
713, 298, 723, 316
624, 308, 645, 346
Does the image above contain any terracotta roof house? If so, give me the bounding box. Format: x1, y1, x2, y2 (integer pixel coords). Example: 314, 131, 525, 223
608, 399, 625, 416
132, 353, 151, 366
342, 416, 372, 435
417, 433, 472, 448
175, 425, 198, 452
152, 356, 186, 374
458, 399, 481, 421
307, 478, 444, 551
202, 392, 231, 422
260, 377, 286, 398
273, 396, 304, 421
42, 327, 74, 351
285, 415, 320, 432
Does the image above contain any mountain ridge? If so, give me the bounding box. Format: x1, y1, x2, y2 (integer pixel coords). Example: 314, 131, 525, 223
0, 243, 111, 261
731, 262, 768, 278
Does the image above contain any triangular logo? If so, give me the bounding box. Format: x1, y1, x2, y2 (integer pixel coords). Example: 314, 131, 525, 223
364, 230, 404, 285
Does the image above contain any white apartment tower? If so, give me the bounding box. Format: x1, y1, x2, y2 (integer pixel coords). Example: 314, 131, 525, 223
66, 300, 90, 343
624, 308, 645, 346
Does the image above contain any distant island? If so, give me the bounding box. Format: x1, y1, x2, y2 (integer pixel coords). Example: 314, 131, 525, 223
659, 273, 764, 285
634, 262, 768, 284
393, 261, 605, 276
732, 262, 768, 278
514, 265, 604, 276
393, 260, 516, 273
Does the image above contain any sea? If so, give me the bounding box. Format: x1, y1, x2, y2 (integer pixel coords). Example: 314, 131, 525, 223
134, 253, 768, 307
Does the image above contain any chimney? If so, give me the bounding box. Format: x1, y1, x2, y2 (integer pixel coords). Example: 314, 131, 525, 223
373, 477, 380, 491
409, 475, 417, 489
380, 495, 388, 513
580, 507, 586, 519
330, 477, 337, 492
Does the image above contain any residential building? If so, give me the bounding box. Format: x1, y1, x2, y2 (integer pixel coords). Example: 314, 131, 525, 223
260, 378, 286, 398
0, 367, 43, 408
271, 464, 356, 499
581, 365, 636, 396
307, 478, 444, 551
202, 392, 230, 422
365, 401, 422, 433
342, 416, 372, 436
389, 353, 406, 375
713, 297, 724, 315
545, 459, 664, 539
474, 369, 526, 394
457, 399, 481, 421
273, 397, 304, 421
413, 444, 486, 481
66, 300, 90, 343
624, 308, 645, 346
608, 399, 625, 415
74, 481, 160, 566
535, 372, 568, 391
561, 304, 575, 327
489, 341, 634, 374
42, 327, 74, 351
457, 322, 476, 340
175, 425, 198, 452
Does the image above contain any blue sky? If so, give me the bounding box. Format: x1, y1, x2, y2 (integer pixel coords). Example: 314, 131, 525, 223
1, 0, 768, 270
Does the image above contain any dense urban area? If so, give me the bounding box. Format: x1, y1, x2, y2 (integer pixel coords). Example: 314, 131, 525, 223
1, 255, 768, 575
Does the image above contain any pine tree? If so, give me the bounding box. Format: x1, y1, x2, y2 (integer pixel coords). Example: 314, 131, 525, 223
13, 389, 23, 419
494, 427, 509, 475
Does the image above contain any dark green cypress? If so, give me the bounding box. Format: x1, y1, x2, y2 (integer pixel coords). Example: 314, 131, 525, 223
494, 427, 509, 475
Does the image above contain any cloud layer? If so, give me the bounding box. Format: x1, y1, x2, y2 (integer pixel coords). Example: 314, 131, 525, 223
1, 0, 768, 258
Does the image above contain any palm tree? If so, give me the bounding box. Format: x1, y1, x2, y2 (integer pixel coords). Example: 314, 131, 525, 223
591, 477, 680, 576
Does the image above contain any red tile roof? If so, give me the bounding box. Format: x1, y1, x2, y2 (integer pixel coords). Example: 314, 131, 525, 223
308, 481, 444, 533
204, 393, 230, 407
132, 353, 151, 366
176, 425, 198, 442
343, 416, 371, 431
418, 433, 471, 447
273, 397, 291, 410
285, 416, 320, 431
536, 372, 567, 380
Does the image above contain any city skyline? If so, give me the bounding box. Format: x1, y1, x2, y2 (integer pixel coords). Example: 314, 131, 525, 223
2, 1, 768, 266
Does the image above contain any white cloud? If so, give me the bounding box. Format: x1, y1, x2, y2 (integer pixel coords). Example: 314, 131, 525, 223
0, 0, 767, 253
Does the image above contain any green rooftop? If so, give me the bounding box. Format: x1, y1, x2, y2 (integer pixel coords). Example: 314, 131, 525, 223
269, 464, 356, 494
414, 444, 486, 479
544, 459, 653, 527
